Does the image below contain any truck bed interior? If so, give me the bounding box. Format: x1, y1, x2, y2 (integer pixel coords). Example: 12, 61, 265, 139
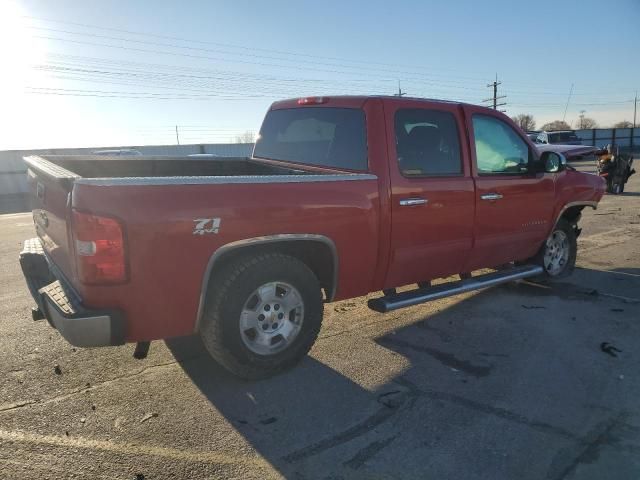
39, 155, 315, 178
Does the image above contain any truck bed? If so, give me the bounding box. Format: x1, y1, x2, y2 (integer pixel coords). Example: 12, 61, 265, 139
27, 155, 313, 179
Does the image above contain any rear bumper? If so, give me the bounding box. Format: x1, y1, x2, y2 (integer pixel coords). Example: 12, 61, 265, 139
19, 238, 125, 347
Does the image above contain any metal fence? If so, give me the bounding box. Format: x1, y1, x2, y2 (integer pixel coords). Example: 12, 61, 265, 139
574, 128, 640, 154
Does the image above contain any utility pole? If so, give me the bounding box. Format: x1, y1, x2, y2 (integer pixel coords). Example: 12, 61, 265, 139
394, 80, 406, 97
483, 74, 506, 111
634, 91, 637, 129
175, 125, 180, 145
562, 83, 574, 123
578, 110, 586, 129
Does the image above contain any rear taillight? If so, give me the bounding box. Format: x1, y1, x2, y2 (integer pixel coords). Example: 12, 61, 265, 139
72, 210, 127, 284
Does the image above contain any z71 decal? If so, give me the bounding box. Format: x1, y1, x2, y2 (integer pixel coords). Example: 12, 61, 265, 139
193, 218, 221, 235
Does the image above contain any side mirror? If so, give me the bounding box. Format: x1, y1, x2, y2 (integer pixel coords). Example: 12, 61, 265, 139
539, 151, 567, 173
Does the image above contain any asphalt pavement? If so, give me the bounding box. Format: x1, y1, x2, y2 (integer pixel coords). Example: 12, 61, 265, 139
1, 163, 639, 479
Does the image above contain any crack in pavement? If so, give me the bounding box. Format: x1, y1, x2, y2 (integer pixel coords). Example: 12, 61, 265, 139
378, 337, 493, 378
0, 400, 36, 413
282, 389, 415, 463
546, 413, 626, 480
343, 434, 399, 470
394, 377, 640, 472
394, 376, 579, 441
0, 359, 184, 415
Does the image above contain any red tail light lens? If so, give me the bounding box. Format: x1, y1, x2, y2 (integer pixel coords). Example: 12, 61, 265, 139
72, 210, 127, 284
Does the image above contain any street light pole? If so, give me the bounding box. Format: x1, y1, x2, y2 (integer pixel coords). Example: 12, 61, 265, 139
634, 91, 637, 129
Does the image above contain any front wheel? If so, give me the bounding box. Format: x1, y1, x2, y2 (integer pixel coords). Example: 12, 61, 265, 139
531, 218, 577, 280
200, 253, 323, 379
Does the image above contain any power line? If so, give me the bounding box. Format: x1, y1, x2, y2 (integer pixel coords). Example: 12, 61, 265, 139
28, 15, 639, 94
24, 16, 496, 83
29, 28, 493, 90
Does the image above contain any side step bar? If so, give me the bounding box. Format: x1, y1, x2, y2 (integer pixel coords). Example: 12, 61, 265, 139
368, 265, 543, 313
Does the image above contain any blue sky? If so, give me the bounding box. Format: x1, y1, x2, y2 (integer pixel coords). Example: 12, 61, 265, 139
1, 0, 639, 149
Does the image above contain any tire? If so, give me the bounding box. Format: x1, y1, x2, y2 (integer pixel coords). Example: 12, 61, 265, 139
606, 178, 614, 194
200, 253, 323, 380
530, 218, 577, 280
612, 182, 622, 194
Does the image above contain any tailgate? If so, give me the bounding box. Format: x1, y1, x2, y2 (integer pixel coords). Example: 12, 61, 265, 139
24, 156, 79, 281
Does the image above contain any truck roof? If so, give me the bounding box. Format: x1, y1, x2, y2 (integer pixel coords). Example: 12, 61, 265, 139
270, 95, 470, 110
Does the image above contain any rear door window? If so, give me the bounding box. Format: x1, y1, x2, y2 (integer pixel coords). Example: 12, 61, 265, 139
254, 107, 367, 170
394, 109, 462, 176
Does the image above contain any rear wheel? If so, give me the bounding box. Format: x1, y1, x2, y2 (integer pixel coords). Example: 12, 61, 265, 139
530, 218, 577, 280
200, 253, 323, 379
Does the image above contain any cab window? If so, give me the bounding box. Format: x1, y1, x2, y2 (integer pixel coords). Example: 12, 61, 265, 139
472, 114, 531, 174
394, 109, 462, 176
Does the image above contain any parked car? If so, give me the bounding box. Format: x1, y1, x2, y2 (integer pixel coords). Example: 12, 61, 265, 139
19, 96, 605, 379
534, 131, 582, 145
526, 131, 540, 141
535, 143, 599, 162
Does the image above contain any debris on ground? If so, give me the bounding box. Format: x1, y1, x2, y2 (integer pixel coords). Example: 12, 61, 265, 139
600, 342, 622, 357
334, 302, 357, 313
611, 308, 625, 312
53, 364, 62, 375
140, 412, 159, 423
521, 305, 546, 310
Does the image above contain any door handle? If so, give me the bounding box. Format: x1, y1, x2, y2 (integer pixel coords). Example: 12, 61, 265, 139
399, 197, 428, 206
480, 193, 503, 201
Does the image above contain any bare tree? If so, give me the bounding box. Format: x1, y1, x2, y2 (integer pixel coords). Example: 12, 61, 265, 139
613, 120, 633, 128
576, 116, 598, 129
235, 131, 256, 143
511, 114, 536, 131
540, 120, 571, 131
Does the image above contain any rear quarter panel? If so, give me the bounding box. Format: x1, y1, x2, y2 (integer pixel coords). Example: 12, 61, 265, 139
71, 178, 380, 341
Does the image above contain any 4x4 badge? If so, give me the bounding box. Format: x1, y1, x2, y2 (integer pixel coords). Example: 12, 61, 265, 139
193, 218, 221, 235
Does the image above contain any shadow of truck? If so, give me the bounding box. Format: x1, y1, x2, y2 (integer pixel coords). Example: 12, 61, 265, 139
167, 271, 640, 479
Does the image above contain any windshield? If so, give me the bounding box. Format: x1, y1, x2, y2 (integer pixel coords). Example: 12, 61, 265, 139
253, 107, 367, 171
549, 132, 580, 143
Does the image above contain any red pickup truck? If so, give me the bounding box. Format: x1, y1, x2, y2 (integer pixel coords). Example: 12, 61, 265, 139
20, 96, 605, 378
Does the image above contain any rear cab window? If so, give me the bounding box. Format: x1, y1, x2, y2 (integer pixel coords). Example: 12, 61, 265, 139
253, 107, 368, 171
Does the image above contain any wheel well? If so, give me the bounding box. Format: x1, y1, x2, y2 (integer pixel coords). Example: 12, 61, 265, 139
208, 240, 337, 301
560, 205, 585, 225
